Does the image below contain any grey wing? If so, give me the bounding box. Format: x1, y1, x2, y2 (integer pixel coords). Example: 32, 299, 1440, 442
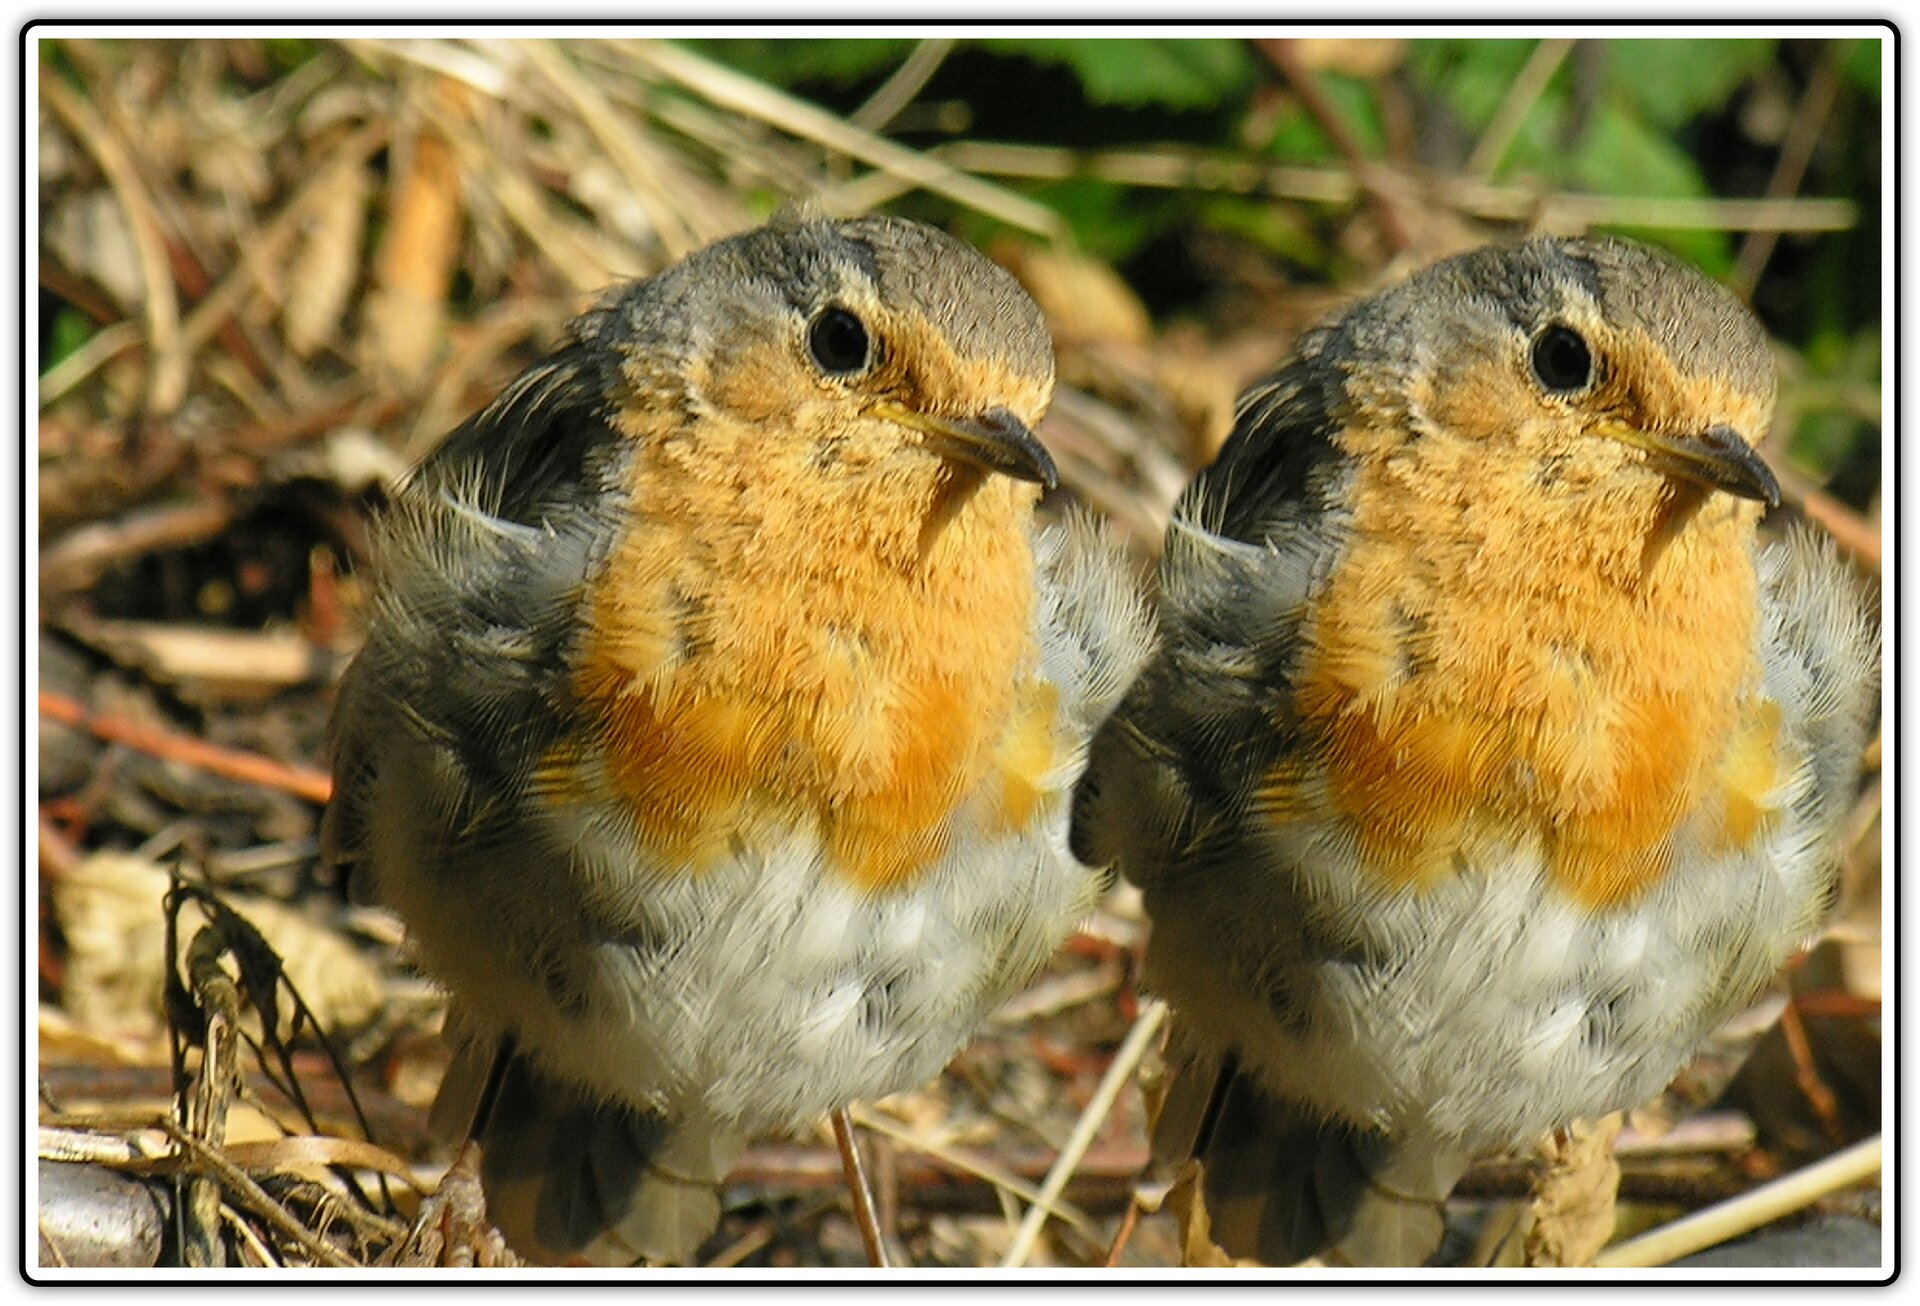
320, 336, 636, 898
1068, 352, 1349, 887
1755, 524, 1880, 844
1029, 509, 1156, 743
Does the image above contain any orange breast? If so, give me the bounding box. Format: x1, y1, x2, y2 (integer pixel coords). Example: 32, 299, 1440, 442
1269, 426, 1773, 909
558, 454, 1048, 893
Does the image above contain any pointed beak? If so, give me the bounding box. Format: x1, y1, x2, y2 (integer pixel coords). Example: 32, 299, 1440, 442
874, 401, 1058, 490
1599, 420, 1781, 508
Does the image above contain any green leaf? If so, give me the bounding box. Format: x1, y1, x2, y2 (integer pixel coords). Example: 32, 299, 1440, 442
1198, 194, 1326, 267
682, 38, 918, 89
1566, 102, 1730, 273
1259, 72, 1385, 161
1787, 408, 1870, 479
1263, 99, 1340, 162
1566, 102, 1710, 198
978, 38, 1254, 110
1601, 38, 1774, 127
263, 38, 322, 75
1404, 39, 1540, 129
44, 307, 94, 374
1842, 36, 1885, 95
1320, 72, 1387, 155
1018, 176, 1175, 261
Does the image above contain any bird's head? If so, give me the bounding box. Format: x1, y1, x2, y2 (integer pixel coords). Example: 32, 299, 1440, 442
598, 212, 1057, 497
1335, 235, 1779, 514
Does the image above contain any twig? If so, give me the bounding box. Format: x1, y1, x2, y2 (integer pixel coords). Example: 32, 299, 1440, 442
626, 39, 1066, 240
178, 921, 243, 1266
37, 322, 145, 408
1775, 997, 1849, 1146
1103, 1192, 1146, 1267
990, 956, 1123, 1026
1836, 775, 1883, 908
39, 498, 234, 596
1257, 38, 1414, 252
37, 1126, 172, 1168
1467, 38, 1577, 177
36, 690, 334, 805
347, 36, 520, 100
177, 119, 391, 360
160, 230, 272, 385
1001, 997, 1166, 1268
568, 41, 822, 199
1615, 1110, 1757, 1156
160, 1121, 360, 1268
703, 1217, 779, 1269
1592, 1135, 1882, 1268
849, 38, 957, 134
224, 384, 407, 462
1775, 464, 1881, 569
831, 1108, 891, 1268
1733, 45, 1843, 300
40, 262, 125, 326
226, 1204, 283, 1267
1459, 1165, 1751, 1208
644, 93, 825, 197
37, 813, 81, 880
435, 117, 630, 295
520, 39, 704, 259
40, 78, 188, 414
71, 618, 339, 699
845, 1107, 1100, 1236
899, 140, 1857, 234
217, 1136, 422, 1188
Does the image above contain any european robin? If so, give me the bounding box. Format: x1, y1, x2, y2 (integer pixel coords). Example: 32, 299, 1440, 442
323, 213, 1151, 1265
1071, 236, 1879, 1266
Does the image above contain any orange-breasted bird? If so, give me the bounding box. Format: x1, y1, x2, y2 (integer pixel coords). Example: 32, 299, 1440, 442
323, 213, 1151, 1265
1072, 236, 1878, 1266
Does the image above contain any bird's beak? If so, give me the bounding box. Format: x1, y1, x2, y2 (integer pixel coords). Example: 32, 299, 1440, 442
1598, 420, 1781, 508
874, 401, 1059, 490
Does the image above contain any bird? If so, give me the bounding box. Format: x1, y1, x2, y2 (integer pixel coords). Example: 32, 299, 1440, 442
322, 212, 1152, 1266
1071, 235, 1879, 1267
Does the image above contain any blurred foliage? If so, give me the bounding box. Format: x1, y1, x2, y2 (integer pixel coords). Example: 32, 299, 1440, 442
975, 38, 1257, 109
684, 37, 918, 88
692, 37, 1260, 110
44, 305, 93, 372
694, 34, 1884, 498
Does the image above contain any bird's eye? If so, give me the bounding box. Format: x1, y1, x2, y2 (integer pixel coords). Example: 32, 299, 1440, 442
807, 306, 872, 376
1530, 324, 1595, 394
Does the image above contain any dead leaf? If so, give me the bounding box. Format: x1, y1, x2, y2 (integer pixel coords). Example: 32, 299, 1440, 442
1149, 326, 1243, 465
45, 191, 146, 310
51, 852, 384, 1044
285, 149, 371, 358
363, 79, 468, 382
66, 619, 334, 701
996, 241, 1153, 349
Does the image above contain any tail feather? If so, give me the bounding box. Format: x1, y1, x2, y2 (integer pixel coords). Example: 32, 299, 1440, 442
1157, 1034, 1467, 1267
435, 1037, 744, 1266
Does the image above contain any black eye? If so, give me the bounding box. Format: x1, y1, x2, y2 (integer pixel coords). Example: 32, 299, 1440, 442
807, 306, 871, 375
1530, 324, 1594, 393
